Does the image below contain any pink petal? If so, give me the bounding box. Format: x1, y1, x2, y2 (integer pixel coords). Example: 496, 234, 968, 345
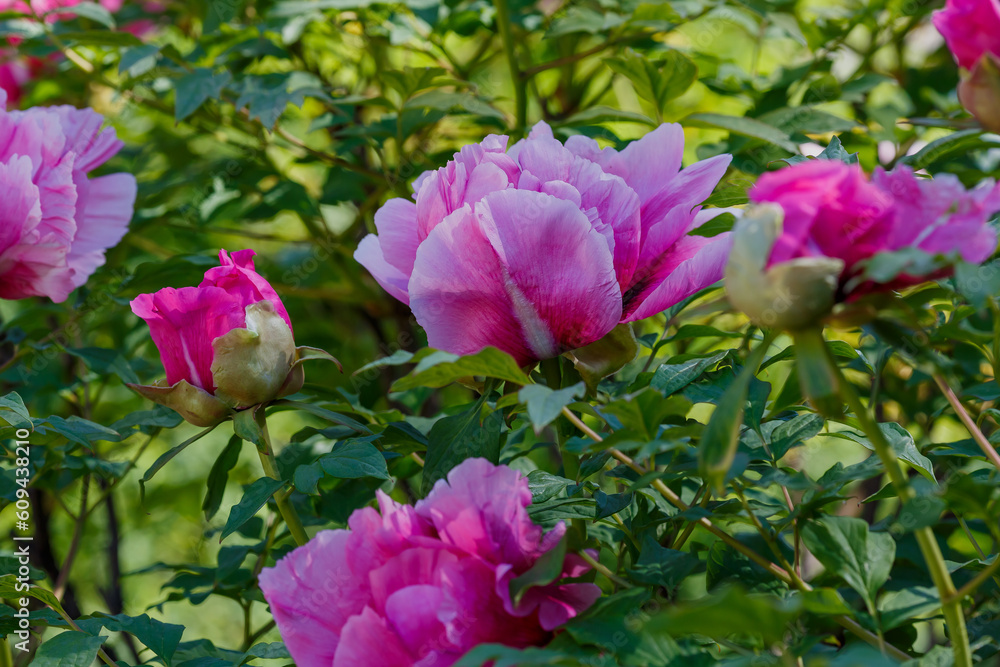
355, 235, 412, 305
129, 286, 246, 391
409, 189, 622, 365
383, 585, 452, 659
512, 123, 641, 290
417, 458, 549, 570
200, 249, 292, 334
332, 608, 415, 667
636, 154, 732, 251
933, 0, 1000, 70
374, 198, 420, 277
259, 530, 370, 667
66, 171, 136, 288
624, 233, 733, 322
566, 123, 685, 206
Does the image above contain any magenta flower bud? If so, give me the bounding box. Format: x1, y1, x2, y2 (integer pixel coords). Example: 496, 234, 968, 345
932, 0, 1000, 72
933, 0, 1000, 131
959, 54, 1000, 133
355, 121, 735, 367
258, 458, 601, 667
129, 250, 306, 426
0, 90, 136, 301
727, 160, 1000, 329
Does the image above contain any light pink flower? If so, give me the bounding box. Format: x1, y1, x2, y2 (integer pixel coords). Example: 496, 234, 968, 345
259, 458, 601, 667
932, 0, 1000, 71
0, 90, 136, 301
749, 159, 1000, 297
356, 121, 733, 366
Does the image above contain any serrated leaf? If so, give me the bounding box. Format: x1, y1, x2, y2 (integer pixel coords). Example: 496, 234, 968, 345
800, 515, 895, 616
175, 68, 232, 122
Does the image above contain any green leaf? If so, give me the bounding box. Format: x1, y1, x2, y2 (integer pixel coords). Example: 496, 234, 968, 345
627, 535, 699, 589
779, 135, 858, 166
422, 404, 503, 494
0, 391, 30, 427
319, 441, 389, 480
58, 30, 141, 46
119, 44, 160, 75
594, 490, 633, 519
53, 2, 115, 27
37, 415, 121, 447
508, 535, 567, 607
392, 347, 530, 391
233, 72, 329, 129
232, 408, 265, 449
221, 477, 286, 540
840, 423, 936, 481
684, 112, 799, 153
900, 129, 998, 171
517, 383, 584, 434
643, 586, 800, 643
97, 613, 184, 664
140, 425, 217, 503
175, 68, 232, 122
0, 575, 65, 613
650, 350, 729, 396
30, 631, 107, 667
607, 48, 697, 112
273, 400, 371, 434
796, 588, 853, 615
203, 436, 243, 520
239, 642, 290, 664
800, 515, 895, 615
698, 338, 772, 493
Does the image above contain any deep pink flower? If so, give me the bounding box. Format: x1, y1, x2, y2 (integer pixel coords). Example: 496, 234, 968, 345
0, 90, 136, 301
749, 159, 1000, 297
259, 458, 601, 667
129, 250, 301, 426
356, 121, 733, 366
933, 0, 1000, 71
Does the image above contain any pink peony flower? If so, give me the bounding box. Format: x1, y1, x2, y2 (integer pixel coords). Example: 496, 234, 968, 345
932, 0, 1000, 71
355, 121, 733, 366
933, 0, 1000, 132
0, 90, 136, 301
129, 250, 303, 426
259, 458, 601, 667
750, 159, 1000, 297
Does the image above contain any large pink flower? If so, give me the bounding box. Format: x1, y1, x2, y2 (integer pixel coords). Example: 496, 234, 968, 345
0, 90, 136, 301
355, 121, 733, 366
933, 0, 1000, 71
259, 458, 601, 667
750, 159, 1000, 297
129, 250, 301, 426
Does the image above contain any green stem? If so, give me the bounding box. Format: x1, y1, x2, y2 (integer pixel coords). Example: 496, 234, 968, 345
822, 334, 972, 667
257, 417, 310, 547
0, 638, 12, 667
493, 0, 527, 133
